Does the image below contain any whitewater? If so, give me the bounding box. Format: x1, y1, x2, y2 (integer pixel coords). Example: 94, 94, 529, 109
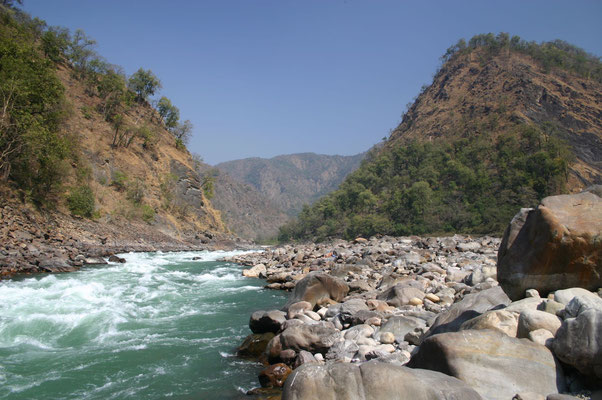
0, 250, 286, 399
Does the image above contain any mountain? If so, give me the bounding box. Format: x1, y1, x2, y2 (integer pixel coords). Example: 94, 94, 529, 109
216, 152, 365, 218
0, 5, 231, 276
195, 166, 289, 241
280, 34, 602, 242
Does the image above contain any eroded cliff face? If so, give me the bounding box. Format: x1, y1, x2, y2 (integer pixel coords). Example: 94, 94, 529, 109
56, 65, 225, 237
1, 63, 233, 277
390, 50, 601, 189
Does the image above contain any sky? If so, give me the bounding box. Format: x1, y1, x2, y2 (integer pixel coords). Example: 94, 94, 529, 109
22, 0, 602, 165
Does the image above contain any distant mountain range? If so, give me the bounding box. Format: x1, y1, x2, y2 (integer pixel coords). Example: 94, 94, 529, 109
209, 152, 365, 240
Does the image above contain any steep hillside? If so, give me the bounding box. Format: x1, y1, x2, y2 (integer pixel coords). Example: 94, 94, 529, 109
0, 7, 231, 276
196, 166, 289, 241
216, 152, 365, 217
280, 34, 601, 241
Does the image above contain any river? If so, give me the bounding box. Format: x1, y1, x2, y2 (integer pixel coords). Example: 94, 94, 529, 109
0, 250, 286, 399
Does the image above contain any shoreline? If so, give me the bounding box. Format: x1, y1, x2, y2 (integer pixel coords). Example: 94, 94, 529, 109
231, 231, 602, 399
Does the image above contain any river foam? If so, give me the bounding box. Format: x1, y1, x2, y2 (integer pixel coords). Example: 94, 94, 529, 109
0, 249, 284, 400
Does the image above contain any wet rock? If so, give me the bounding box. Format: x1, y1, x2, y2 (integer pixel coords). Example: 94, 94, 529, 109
83, 257, 107, 265
108, 255, 126, 263
497, 193, 602, 300
237, 332, 275, 359
409, 329, 565, 400
259, 362, 292, 388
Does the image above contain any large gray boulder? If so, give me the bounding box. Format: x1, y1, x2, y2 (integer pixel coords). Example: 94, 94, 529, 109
425, 286, 511, 337
497, 192, 602, 300
408, 330, 565, 400
285, 272, 349, 310
279, 321, 341, 354
282, 362, 483, 400
553, 308, 602, 379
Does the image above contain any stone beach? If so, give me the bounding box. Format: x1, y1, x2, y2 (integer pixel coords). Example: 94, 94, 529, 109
232, 191, 602, 400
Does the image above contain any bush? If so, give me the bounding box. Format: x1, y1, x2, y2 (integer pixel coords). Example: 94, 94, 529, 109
67, 185, 95, 217
140, 204, 155, 223
111, 171, 127, 191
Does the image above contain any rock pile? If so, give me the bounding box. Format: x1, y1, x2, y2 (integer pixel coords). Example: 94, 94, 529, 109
234, 191, 602, 399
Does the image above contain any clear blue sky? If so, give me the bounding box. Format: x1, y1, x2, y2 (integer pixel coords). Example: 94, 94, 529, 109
23, 0, 602, 165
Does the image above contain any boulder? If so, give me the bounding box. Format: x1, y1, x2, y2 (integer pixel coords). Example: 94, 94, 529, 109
280, 321, 341, 354
282, 362, 483, 400
425, 286, 511, 337
284, 272, 349, 310
553, 287, 601, 305
517, 310, 562, 338
377, 283, 425, 307
376, 315, 426, 343
38, 257, 76, 272
237, 332, 275, 358
83, 257, 108, 265
528, 329, 554, 348
242, 263, 267, 278
258, 363, 292, 388
408, 329, 565, 400
249, 310, 286, 334
497, 192, 602, 300
293, 350, 318, 369
108, 255, 126, 263
287, 301, 312, 319
460, 309, 518, 337
553, 309, 602, 379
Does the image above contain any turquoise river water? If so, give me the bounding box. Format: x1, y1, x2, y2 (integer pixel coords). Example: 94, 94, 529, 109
0, 250, 287, 399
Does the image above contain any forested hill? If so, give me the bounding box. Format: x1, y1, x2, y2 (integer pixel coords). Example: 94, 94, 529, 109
279, 33, 602, 242
0, 4, 229, 249
216, 152, 365, 218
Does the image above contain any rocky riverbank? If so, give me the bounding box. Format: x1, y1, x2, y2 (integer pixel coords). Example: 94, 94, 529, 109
232, 190, 601, 400
0, 195, 249, 279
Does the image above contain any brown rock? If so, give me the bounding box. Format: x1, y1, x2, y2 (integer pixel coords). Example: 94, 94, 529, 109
498, 192, 602, 300
259, 363, 292, 388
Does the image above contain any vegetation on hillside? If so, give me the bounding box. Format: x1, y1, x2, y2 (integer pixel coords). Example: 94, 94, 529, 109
278, 33, 591, 242
442, 32, 602, 82
0, 3, 196, 215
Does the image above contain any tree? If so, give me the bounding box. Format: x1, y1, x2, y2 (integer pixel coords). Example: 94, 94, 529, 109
68, 29, 96, 76
128, 68, 161, 102
171, 119, 192, 146
41, 27, 70, 63
156, 96, 179, 128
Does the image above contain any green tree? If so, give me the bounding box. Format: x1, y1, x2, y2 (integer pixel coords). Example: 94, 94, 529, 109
128, 68, 161, 102
68, 29, 96, 77
156, 96, 179, 128
0, 12, 70, 203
